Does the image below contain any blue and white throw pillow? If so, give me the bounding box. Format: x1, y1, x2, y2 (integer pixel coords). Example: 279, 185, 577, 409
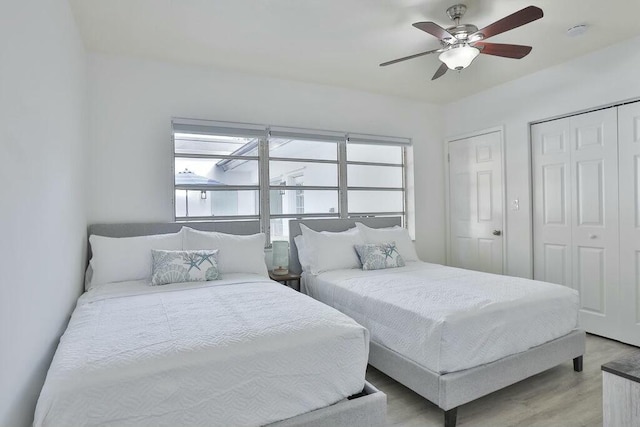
354, 242, 405, 271
151, 249, 220, 286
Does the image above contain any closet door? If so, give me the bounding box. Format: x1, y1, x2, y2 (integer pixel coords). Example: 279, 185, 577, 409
570, 109, 619, 338
618, 102, 640, 346
532, 108, 620, 339
532, 119, 572, 287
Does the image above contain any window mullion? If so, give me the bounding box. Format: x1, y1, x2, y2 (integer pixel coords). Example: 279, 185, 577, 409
338, 139, 348, 218
259, 134, 270, 244
402, 146, 407, 228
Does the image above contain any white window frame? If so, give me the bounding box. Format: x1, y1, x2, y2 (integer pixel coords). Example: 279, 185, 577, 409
172, 118, 411, 243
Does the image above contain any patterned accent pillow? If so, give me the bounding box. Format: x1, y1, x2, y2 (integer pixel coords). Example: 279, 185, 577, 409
354, 242, 406, 271
151, 249, 220, 286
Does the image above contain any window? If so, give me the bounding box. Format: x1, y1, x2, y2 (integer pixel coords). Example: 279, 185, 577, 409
173, 119, 410, 242
346, 137, 405, 217
173, 121, 264, 221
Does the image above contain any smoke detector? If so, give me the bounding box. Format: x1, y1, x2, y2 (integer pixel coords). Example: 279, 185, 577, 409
567, 24, 588, 37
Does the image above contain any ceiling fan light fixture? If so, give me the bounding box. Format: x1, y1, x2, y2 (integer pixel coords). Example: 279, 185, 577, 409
439, 44, 480, 70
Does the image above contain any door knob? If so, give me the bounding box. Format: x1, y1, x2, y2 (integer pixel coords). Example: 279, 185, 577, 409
492, 230, 502, 236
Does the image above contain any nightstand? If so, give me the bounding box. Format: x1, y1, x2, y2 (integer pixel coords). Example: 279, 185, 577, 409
268, 271, 301, 291
602, 351, 640, 426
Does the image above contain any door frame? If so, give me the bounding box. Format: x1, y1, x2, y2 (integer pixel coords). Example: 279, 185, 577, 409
444, 126, 507, 272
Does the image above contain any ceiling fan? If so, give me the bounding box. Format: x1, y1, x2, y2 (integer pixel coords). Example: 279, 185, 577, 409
380, 4, 543, 80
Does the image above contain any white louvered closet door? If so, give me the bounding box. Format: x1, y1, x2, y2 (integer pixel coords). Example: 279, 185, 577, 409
618, 102, 640, 345
532, 108, 620, 341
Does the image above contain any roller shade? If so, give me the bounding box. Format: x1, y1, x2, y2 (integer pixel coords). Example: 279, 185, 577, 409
172, 118, 267, 138
269, 126, 346, 143
347, 133, 411, 146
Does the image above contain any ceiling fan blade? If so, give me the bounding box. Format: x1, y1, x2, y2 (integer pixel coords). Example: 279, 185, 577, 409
475, 42, 532, 59
379, 48, 442, 67
472, 6, 543, 41
431, 63, 448, 80
413, 22, 455, 42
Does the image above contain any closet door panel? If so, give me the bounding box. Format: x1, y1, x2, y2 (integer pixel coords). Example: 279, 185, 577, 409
532, 120, 572, 287
543, 243, 569, 286
618, 102, 640, 346
576, 246, 605, 314
570, 109, 619, 338
542, 164, 567, 225
576, 160, 603, 226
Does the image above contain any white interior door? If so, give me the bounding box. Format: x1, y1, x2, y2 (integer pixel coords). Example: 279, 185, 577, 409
532, 119, 572, 287
618, 102, 640, 346
571, 109, 619, 338
448, 130, 503, 274
532, 108, 620, 340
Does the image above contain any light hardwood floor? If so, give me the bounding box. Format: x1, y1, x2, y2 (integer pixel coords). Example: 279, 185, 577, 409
365, 334, 637, 427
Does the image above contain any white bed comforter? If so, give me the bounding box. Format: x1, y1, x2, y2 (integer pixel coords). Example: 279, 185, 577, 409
303, 262, 578, 374
34, 275, 369, 427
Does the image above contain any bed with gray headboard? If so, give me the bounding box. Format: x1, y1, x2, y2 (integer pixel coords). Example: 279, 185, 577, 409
289, 217, 585, 427
288, 217, 401, 274
35, 221, 386, 427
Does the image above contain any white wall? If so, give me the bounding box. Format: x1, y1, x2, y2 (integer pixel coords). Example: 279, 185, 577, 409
444, 36, 640, 278
0, 1, 87, 426
87, 54, 445, 262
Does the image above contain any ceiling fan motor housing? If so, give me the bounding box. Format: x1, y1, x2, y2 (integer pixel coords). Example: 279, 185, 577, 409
444, 5, 482, 44
445, 24, 480, 43
446, 4, 467, 22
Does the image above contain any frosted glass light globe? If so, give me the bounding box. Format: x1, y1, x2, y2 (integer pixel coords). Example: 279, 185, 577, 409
439, 45, 480, 70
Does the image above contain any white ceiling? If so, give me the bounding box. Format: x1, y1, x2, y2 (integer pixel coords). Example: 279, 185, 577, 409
69, 0, 640, 104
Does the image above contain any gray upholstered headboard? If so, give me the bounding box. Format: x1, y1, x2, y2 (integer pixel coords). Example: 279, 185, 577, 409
288, 217, 402, 274
87, 221, 261, 262
88, 221, 260, 238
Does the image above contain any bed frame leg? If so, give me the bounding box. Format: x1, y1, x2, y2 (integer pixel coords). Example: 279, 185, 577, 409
444, 408, 457, 427
573, 355, 583, 372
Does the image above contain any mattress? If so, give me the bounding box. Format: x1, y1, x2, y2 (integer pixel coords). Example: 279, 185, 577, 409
302, 262, 579, 374
34, 274, 369, 427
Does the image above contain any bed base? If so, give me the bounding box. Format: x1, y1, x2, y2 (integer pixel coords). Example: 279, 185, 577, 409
442, 355, 582, 427
368, 329, 586, 427
268, 381, 386, 427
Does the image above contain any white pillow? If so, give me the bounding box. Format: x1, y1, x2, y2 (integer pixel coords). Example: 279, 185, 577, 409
294, 235, 312, 272
182, 227, 268, 277
354, 222, 419, 262
299, 225, 365, 274
88, 231, 183, 287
